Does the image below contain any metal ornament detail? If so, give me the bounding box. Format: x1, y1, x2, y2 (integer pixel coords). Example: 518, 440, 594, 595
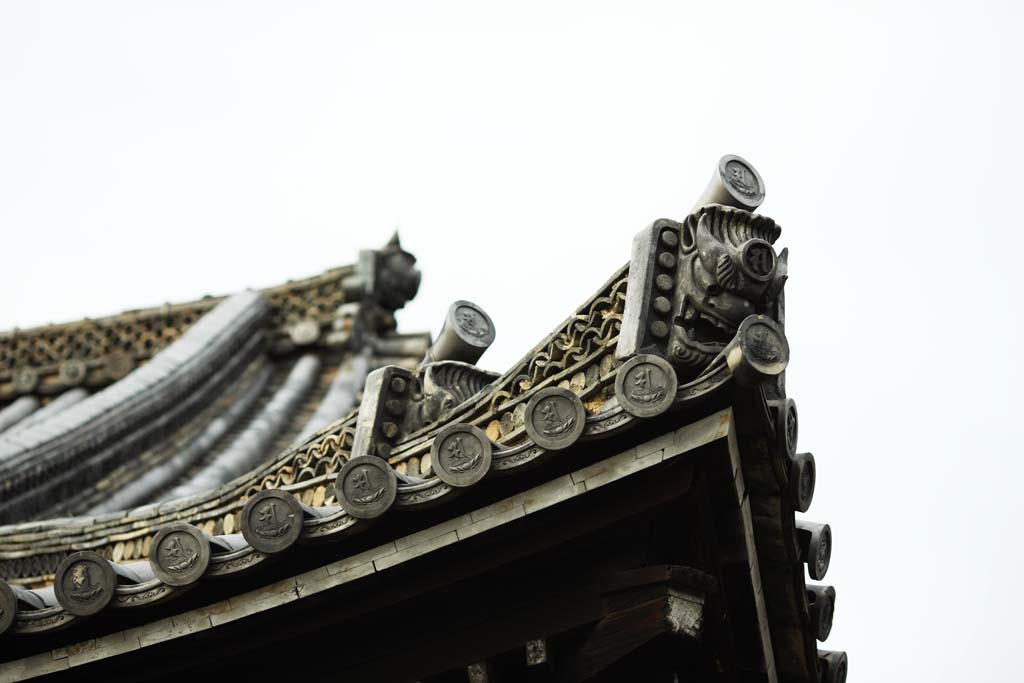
725, 315, 790, 386
336, 455, 398, 519
524, 387, 586, 451
242, 490, 303, 554
614, 354, 678, 418
431, 423, 492, 487
54, 551, 116, 616
149, 523, 210, 586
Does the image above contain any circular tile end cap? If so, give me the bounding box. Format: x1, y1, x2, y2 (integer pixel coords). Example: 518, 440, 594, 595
12, 367, 38, 395
431, 423, 493, 488
336, 456, 398, 519
727, 315, 789, 386
811, 585, 836, 642
59, 359, 88, 387
790, 452, 815, 513
289, 319, 321, 346
448, 300, 496, 349
0, 579, 16, 635
718, 154, 765, 209
821, 650, 848, 683
614, 354, 678, 418
241, 490, 304, 554
524, 387, 586, 451
808, 523, 832, 581
150, 523, 211, 586
104, 351, 135, 381
54, 551, 116, 617
779, 398, 799, 458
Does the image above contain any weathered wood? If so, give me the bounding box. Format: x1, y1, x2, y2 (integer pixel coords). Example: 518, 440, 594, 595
31, 453, 698, 682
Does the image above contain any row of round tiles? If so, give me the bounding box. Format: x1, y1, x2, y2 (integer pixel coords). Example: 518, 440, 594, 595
40, 355, 682, 619
336, 355, 679, 519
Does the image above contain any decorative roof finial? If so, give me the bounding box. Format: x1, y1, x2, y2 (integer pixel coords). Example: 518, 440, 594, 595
692, 154, 766, 212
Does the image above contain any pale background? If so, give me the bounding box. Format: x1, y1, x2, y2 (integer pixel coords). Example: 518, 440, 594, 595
1, 1, 1022, 679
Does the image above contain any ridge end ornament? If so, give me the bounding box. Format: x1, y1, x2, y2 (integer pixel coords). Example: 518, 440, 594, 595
336, 455, 398, 519
524, 387, 586, 451
618, 156, 787, 386
724, 315, 790, 386
149, 522, 210, 586
422, 300, 496, 366
614, 354, 678, 418
431, 423, 492, 487
54, 551, 116, 616
242, 489, 304, 554
352, 365, 415, 460
693, 153, 766, 211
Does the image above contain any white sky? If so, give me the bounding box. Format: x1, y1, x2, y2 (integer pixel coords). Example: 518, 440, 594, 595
1, 1, 1022, 678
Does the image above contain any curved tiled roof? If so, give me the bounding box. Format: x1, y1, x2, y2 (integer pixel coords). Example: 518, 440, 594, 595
0, 185, 846, 682
0, 292, 270, 523
0, 236, 427, 534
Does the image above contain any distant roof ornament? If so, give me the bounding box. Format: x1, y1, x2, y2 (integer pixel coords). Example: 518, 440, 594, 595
344, 234, 422, 313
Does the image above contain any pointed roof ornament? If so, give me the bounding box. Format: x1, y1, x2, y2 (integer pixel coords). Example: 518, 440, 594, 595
384, 230, 403, 251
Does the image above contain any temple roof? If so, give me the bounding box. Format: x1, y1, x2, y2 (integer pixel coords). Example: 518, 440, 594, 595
0, 235, 426, 531
0, 159, 847, 683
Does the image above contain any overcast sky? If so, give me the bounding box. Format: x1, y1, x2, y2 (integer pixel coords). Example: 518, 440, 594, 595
2, 1, 1022, 679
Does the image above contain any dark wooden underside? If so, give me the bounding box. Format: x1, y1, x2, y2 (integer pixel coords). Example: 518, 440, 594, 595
24, 423, 774, 683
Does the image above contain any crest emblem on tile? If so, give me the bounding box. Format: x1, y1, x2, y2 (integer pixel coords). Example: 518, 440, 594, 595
524, 387, 586, 451
55, 551, 116, 616
615, 354, 677, 418
337, 455, 398, 519
431, 423, 492, 487
242, 489, 304, 554
150, 523, 210, 586
58, 358, 88, 386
